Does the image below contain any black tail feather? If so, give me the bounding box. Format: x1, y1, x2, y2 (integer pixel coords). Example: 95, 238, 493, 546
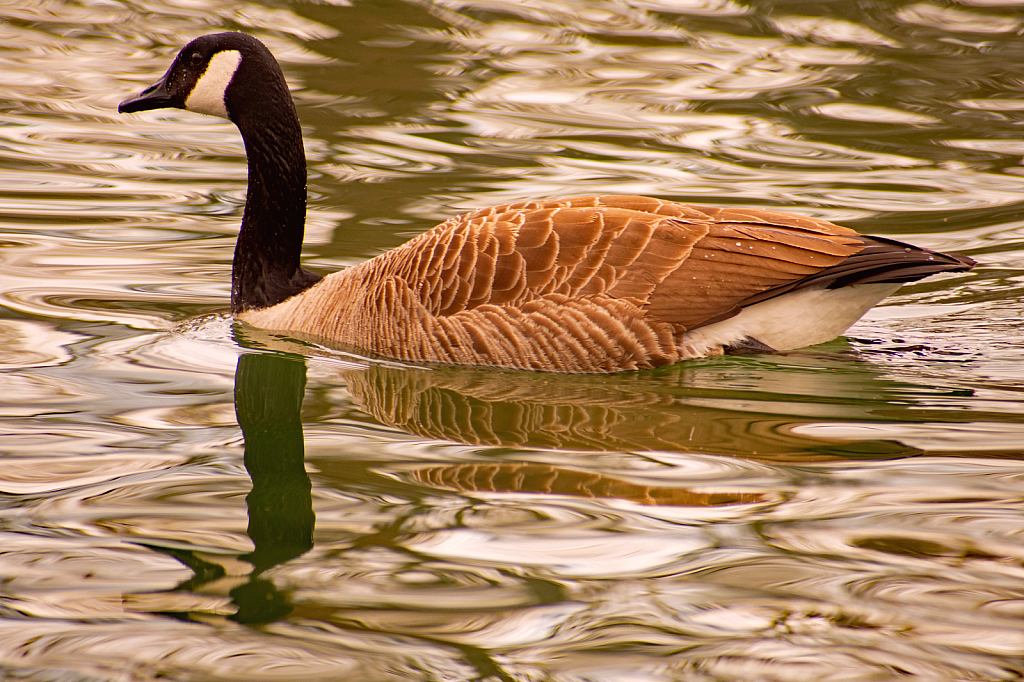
739, 235, 974, 308
823, 236, 975, 289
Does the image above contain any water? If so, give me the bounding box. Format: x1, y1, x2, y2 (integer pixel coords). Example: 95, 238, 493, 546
1, 0, 1023, 679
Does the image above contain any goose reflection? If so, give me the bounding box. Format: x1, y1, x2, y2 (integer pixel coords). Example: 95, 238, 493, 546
230, 351, 314, 623
139, 326, 977, 625
331, 352, 950, 461
141, 351, 314, 626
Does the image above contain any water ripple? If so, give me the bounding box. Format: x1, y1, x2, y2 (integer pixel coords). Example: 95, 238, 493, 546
0, 1, 1022, 680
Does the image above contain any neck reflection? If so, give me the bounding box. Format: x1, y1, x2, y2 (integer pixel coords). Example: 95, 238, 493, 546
231, 351, 314, 623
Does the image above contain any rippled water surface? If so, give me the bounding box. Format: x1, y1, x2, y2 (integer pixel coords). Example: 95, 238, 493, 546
2, 0, 1024, 679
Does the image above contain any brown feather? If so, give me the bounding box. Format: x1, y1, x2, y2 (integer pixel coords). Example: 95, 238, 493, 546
239, 195, 974, 373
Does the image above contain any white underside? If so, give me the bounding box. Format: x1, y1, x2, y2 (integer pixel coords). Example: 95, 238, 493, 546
679, 282, 902, 357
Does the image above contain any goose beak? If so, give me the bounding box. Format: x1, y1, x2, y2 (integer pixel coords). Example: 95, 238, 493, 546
119, 74, 177, 113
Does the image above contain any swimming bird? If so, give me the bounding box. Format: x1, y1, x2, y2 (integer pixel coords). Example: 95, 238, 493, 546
119, 32, 974, 373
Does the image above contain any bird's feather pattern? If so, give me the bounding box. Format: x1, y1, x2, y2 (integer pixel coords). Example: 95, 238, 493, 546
239, 195, 944, 372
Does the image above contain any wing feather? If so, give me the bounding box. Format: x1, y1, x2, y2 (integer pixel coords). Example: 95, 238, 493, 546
239, 194, 972, 372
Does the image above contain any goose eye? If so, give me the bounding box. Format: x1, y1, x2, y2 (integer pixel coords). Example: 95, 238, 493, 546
190, 52, 203, 66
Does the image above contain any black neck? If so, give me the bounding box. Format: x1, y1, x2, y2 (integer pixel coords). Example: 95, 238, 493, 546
229, 74, 320, 313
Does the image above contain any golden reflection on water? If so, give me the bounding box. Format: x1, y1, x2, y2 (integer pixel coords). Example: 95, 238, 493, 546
1, 0, 1024, 679
340, 358, 913, 459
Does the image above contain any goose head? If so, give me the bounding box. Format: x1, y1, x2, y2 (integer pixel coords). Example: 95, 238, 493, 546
118, 32, 292, 124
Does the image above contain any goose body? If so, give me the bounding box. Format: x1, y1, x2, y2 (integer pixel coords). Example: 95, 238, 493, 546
120, 33, 974, 373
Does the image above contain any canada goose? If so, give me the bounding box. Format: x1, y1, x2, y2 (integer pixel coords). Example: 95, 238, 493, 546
120, 33, 974, 373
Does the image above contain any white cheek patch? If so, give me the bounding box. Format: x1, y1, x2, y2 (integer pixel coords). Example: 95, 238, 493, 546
185, 50, 242, 119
